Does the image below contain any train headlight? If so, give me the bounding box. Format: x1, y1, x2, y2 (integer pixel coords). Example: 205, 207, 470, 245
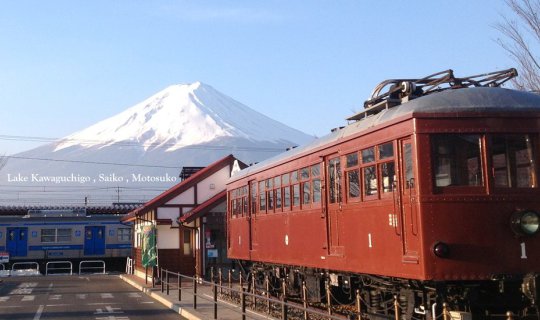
511, 210, 540, 236
433, 241, 450, 258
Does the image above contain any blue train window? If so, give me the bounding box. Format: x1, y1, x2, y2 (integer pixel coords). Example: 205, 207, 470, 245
109, 229, 115, 237
75, 230, 81, 237
32, 231, 37, 238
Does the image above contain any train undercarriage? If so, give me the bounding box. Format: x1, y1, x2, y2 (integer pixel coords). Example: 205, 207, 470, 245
239, 261, 540, 320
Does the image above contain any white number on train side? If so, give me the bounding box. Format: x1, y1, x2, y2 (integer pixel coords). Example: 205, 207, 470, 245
521, 242, 527, 259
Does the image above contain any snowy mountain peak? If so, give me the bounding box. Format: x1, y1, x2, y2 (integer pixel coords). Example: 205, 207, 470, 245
54, 82, 312, 152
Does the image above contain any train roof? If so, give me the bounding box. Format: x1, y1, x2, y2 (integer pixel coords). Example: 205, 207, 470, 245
0, 204, 141, 217
229, 87, 540, 183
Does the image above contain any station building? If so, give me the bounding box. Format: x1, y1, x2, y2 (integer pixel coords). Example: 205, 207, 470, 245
122, 154, 246, 281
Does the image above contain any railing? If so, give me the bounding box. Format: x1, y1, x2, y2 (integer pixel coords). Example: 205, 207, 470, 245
79, 260, 106, 275
46, 261, 73, 275
125, 257, 134, 275
11, 262, 40, 276
0, 263, 7, 277
159, 267, 346, 320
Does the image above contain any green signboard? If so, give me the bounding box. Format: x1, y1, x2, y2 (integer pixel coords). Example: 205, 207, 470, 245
141, 226, 157, 268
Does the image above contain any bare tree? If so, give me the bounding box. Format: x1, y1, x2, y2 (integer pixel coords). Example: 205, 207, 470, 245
496, 0, 540, 91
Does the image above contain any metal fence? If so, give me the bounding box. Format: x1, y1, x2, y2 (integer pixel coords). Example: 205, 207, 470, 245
79, 260, 106, 275
46, 261, 73, 275
158, 267, 348, 320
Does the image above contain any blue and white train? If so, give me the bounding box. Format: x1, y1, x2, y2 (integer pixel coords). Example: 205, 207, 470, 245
0, 208, 133, 264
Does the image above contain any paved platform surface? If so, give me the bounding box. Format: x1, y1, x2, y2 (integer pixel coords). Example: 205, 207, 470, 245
119, 273, 275, 320
0, 274, 185, 320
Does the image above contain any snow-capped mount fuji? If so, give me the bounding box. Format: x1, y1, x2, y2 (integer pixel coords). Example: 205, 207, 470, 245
1, 82, 314, 206
55, 82, 310, 152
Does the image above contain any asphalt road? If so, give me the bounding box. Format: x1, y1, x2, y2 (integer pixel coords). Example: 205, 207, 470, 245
0, 275, 186, 320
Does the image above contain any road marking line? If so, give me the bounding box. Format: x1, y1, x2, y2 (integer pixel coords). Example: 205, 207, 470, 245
46, 304, 71, 307
49, 294, 61, 300
33, 305, 44, 320
22, 295, 35, 301
0, 297, 9, 302
101, 293, 114, 299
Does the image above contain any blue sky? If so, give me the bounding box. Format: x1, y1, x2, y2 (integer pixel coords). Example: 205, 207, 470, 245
0, 1, 514, 155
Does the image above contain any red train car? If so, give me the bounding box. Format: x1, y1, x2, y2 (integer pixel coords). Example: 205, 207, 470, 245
227, 69, 540, 319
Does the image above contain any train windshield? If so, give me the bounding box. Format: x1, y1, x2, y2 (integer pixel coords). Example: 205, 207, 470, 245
490, 134, 537, 188
432, 133, 538, 189
432, 134, 483, 187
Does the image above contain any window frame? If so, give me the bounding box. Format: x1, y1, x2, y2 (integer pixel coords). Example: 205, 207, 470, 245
41, 228, 72, 243
117, 228, 132, 242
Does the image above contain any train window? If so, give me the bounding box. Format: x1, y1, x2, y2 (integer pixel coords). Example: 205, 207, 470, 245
491, 134, 537, 188
293, 184, 300, 207
231, 198, 238, 218
266, 179, 274, 212
347, 170, 360, 198
274, 176, 281, 188
250, 181, 257, 214
432, 134, 483, 187
313, 179, 321, 203
379, 142, 394, 159
311, 164, 321, 177
267, 190, 274, 211
291, 170, 298, 183
41, 228, 72, 243
346, 153, 358, 167
41, 229, 56, 243
380, 162, 396, 193
404, 143, 414, 183
328, 158, 342, 203
364, 166, 378, 196
259, 181, 266, 212
282, 173, 289, 185
281, 174, 291, 210
57, 229, 71, 242
362, 147, 375, 163
301, 167, 310, 180
284, 185, 291, 209
118, 228, 132, 242
243, 196, 248, 214
275, 188, 282, 210
303, 181, 311, 204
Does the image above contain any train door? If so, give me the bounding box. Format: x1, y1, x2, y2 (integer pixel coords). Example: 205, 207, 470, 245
6, 227, 28, 257
325, 154, 344, 255
84, 226, 105, 255
399, 138, 420, 262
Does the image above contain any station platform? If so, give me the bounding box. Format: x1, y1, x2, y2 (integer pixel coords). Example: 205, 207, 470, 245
119, 273, 275, 320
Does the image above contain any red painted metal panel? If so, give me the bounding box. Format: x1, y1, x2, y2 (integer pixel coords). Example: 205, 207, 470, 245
227, 109, 540, 282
